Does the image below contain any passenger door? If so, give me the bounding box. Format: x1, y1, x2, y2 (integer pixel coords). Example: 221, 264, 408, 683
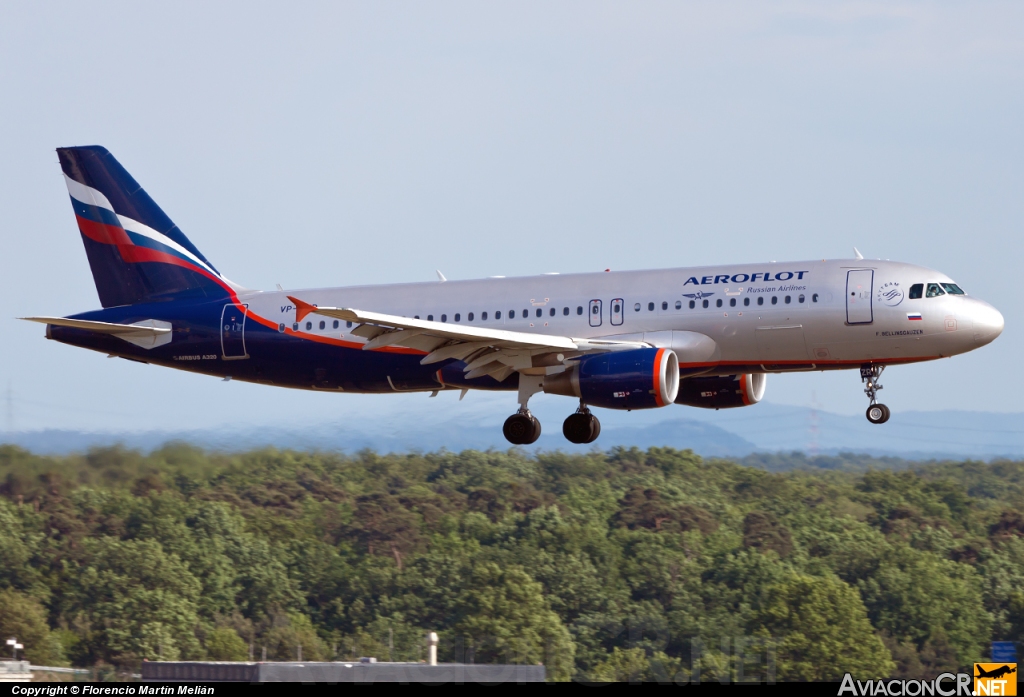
589, 299, 602, 327
846, 270, 874, 325
221, 303, 249, 359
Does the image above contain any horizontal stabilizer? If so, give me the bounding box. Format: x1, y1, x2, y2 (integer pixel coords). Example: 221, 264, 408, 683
20, 317, 172, 349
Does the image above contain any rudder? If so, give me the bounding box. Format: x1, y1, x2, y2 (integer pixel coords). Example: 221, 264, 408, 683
58, 146, 235, 307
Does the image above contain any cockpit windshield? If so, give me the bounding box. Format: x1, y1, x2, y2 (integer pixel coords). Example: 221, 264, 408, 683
925, 283, 945, 298
941, 283, 965, 295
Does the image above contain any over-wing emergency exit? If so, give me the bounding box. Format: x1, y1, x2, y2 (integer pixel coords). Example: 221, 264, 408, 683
22, 147, 1005, 444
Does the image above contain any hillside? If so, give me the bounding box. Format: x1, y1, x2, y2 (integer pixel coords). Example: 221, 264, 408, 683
0, 444, 1022, 681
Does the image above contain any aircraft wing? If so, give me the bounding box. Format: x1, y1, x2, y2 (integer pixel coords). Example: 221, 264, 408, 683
288, 297, 646, 382
20, 317, 172, 349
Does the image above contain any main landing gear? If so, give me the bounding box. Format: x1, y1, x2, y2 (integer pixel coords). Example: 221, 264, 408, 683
503, 409, 542, 445
502, 374, 603, 445
563, 402, 601, 444
861, 364, 891, 424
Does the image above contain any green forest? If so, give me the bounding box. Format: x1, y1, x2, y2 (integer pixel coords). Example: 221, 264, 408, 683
1, 443, 1022, 682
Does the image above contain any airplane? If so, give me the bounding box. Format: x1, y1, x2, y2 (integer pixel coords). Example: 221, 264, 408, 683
22, 146, 1005, 445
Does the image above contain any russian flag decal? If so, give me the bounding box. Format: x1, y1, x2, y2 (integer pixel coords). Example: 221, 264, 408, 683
907, 312, 923, 321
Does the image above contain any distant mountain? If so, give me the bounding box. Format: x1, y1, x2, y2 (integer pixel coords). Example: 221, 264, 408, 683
3, 400, 1021, 460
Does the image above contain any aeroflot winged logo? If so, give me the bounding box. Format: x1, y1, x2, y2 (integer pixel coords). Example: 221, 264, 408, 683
683, 270, 809, 286
682, 291, 715, 300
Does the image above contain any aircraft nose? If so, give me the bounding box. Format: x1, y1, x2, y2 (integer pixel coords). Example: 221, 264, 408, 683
971, 300, 1004, 345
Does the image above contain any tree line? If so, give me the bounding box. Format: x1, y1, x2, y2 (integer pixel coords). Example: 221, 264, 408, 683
0, 443, 1022, 681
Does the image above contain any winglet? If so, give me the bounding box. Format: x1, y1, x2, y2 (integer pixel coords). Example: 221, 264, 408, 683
287, 296, 318, 322
436, 270, 447, 282
853, 247, 864, 260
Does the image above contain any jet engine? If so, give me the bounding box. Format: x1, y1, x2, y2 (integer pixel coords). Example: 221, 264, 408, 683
674, 373, 766, 409
545, 348, 679, 410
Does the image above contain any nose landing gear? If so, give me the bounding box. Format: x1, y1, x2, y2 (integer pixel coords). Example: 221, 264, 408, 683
861, 364, 891, 424
563, 402, 601, 444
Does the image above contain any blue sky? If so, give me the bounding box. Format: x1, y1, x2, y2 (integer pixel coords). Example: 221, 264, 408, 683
1, 2, 1022, 433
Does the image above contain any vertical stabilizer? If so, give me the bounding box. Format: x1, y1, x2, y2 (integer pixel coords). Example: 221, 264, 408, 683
58, 146, 235, 307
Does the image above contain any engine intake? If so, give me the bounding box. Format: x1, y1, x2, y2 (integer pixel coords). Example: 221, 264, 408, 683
545, 348, 679, 410
674, 373, 766, 409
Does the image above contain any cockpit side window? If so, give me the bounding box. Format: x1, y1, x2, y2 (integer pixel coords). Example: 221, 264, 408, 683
941, 283, 965, 295
926, 283, 945, 298
909, 284, 923, 299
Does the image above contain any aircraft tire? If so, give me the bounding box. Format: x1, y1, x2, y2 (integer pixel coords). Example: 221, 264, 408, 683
866, 404, 889, 424
525, 415, 542, 444
504, 414, 541, 445
563, 413, 601, 444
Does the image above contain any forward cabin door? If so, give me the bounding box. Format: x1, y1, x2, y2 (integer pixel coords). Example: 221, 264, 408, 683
221, 303, 249, 359
846, 270, 874, 325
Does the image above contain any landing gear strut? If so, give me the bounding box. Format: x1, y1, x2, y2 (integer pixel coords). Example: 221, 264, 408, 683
861, 364, 890, 424
503, 373, 544, 445
503, 408, 542, 445
563, 402, 601, 444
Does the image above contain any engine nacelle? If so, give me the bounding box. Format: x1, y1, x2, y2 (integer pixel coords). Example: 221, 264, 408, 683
545, 348, 679, 410
674, 373, 766, 409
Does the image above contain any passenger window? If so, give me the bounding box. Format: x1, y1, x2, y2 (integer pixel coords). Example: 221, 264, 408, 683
771, 296, 778, 305
730, 298, 736, 307
482, 311, 488, 320
441, 314, 447, 322
563, 307, 569, 315
427, 315, 433, 321
292, 322, 298, 331
495, 311, 501, 320
716, 299, 723, 308
468, 312, 474, 321
942, 283, 965, 295
757, 297, 764, 306
509, 310, 515, 319
523, 308, 528, 317
926, 283, 945, 298
455, 313, 461, 322
812, 294, 818, 303
661, 301, 668, 310
689, 300, 695, 309
798, 295, 804, 304
305, 321, 312, 330
278, 323, 285, 332
702, 299, 709, 308
333, 320, 339, 328
536, 308, 542, 318
347, 321, 353, 328
675, 300, 682, 310
784, 296, 791, 304
908, 284, 923, 299
319, 320, 325, 330
634, 303, 641, 312
549, 308, 555, 317
744, 297, 750, 306
648, 302, 655, 311
577, 306, 583, 315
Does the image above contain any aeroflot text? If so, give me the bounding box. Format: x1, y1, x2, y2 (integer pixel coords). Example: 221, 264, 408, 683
683, 271, 810, 286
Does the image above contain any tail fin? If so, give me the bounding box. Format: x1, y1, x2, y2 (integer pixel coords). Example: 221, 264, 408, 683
58, 146, 237, 307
